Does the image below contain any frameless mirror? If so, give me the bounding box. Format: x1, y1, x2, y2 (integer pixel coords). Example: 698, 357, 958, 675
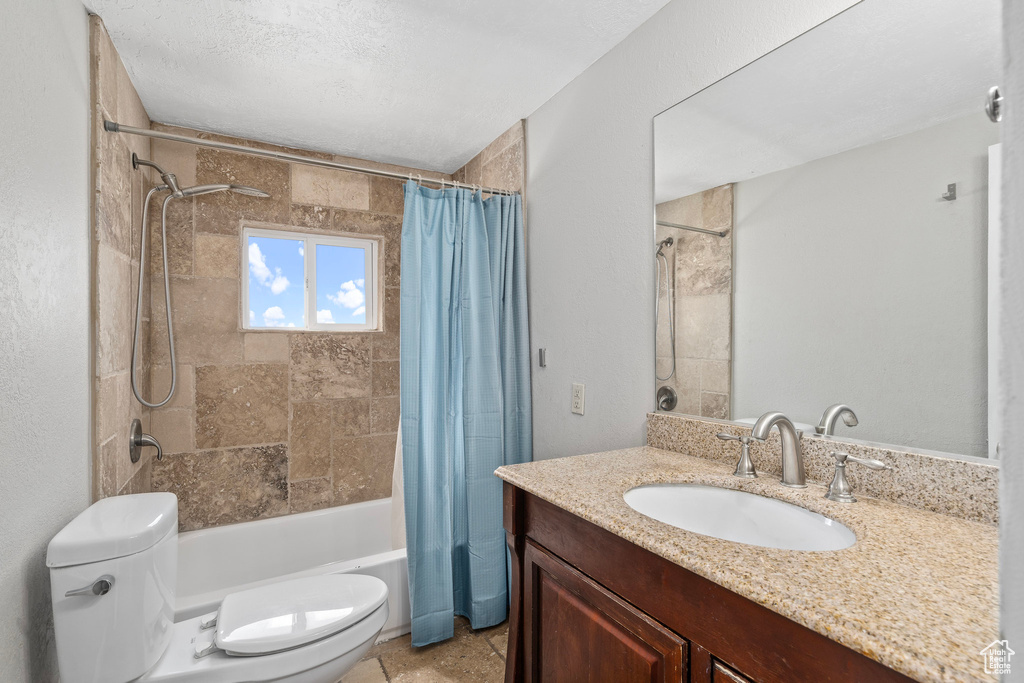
653, 0, 1001, 458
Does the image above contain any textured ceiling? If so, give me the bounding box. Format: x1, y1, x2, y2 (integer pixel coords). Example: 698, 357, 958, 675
654, 0, 1002, 202
84, 0, 672, 172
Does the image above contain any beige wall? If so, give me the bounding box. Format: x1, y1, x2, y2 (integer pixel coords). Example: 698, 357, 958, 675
655, 184, 733, 419
453, 121, 525, 194
91, 17, 156, 499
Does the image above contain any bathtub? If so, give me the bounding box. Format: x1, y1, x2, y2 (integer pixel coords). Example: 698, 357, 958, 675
174, 497, 410, 642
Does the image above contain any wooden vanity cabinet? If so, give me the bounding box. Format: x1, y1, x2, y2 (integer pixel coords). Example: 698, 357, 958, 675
503, 482, 914, 683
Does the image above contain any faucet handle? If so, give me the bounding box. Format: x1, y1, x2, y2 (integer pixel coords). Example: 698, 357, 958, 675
716, 432, 751, 444
825, 451, 891, 503
846, 454, 890, 471
717, 433, 757, 479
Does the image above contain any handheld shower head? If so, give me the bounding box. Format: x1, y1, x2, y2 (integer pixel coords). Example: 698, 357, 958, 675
656, 236, 674, 256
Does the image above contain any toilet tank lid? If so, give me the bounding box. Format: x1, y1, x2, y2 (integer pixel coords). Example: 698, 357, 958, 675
47, 493, 178, 568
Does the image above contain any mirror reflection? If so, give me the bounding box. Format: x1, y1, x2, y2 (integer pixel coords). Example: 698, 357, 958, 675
653, 0, 1001, 457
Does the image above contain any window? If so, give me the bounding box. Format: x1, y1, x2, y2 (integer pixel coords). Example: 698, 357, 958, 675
243, 226, 378, 331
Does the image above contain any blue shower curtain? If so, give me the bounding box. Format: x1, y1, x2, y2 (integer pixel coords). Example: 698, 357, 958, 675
400, 181, 532, 646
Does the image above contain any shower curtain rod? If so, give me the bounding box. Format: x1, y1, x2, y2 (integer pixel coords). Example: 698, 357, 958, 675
103, 120, 517, 196
657, 220, 727, 238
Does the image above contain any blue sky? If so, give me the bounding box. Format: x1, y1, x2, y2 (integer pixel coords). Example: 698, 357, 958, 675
247, 235, 366, 328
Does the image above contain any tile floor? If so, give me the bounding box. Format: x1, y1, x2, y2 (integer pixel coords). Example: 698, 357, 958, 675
341, 618, 508, 682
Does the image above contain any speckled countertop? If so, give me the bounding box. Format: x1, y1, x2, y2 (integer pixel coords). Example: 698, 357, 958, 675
495, 447, 998, 683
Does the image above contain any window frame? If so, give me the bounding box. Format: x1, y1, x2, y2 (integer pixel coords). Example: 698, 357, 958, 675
242, 225, 378, 332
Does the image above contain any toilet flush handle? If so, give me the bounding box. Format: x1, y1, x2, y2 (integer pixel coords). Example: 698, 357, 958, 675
65, 575, 115, 598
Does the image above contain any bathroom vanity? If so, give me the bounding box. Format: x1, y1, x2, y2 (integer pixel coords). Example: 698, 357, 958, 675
497, 445, 998, 683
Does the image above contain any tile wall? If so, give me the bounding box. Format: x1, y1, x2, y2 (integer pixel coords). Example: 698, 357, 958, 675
91, 17, 155, 499
655, 185, 733, 419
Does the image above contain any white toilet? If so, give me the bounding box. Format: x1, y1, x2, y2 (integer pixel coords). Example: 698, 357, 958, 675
46, 492, 389, 683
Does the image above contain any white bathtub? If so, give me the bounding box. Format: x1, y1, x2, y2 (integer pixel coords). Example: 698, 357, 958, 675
174, 497, 410, 642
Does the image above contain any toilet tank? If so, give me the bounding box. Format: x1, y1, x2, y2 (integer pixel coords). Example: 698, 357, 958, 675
47, 493, 178, 683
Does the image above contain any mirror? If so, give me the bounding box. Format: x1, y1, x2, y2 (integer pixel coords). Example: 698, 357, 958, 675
653, 0, 1001, 458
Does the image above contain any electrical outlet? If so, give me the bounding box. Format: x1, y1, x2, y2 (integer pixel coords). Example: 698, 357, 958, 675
571, 383, 585, 415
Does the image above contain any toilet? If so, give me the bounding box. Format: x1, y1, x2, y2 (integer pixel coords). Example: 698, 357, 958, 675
46, 492, 389, 683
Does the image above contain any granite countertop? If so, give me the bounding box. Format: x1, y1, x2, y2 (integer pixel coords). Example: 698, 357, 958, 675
495, 447, 998, 683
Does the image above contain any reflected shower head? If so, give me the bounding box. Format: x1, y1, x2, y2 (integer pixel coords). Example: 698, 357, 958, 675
656, 236, 673, 256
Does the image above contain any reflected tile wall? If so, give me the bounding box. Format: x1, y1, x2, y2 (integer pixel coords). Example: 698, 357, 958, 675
655, 185, 733, 420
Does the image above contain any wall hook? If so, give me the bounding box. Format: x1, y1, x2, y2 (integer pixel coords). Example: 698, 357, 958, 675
942, 183, 957, 201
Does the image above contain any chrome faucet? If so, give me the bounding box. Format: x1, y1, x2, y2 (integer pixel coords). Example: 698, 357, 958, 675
749, 412, 806, 488
816, 404, 858, 436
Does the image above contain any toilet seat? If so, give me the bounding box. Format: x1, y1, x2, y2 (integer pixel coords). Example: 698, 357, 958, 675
214, 574, 389, 656
140, 574, 389, 683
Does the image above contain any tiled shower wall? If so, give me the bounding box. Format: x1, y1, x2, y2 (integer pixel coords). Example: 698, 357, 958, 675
655, 185, 733, 419
143, 123, 525, 531
91, 18, 156, 499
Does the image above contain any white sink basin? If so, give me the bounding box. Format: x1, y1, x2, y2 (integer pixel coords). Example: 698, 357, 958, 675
623, 484, 855, 551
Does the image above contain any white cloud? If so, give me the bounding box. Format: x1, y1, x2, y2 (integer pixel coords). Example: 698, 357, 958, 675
298, 245, 304, 256
286, 322, 296, 328
249, 243, 272, 285
327, 279, 365, 309
249, 310, 255, 324
353, 306, 365, 317
270, 269, 290, 294
262, 306, 286, 326
317, 309, 335, 323
355, 278, 365, 287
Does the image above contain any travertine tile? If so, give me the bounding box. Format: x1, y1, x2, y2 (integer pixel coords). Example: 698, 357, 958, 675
149, 364, 194, 409
97, 436, 120, 499
194, 234, 239, 278
369, 177, 405, 215
332, 434, 396, 505
481, 122, 524, 165
96, 126, 133, 256
244, 332, 291, 362
372, 361, 400, 397
290, 204, 332, 230
342, 657, 388, 683
480, 138, 524, 194
150, 277, 242, 365
195, 364, 289, 449
150, 196, 194, 276
673, 230, 731, 295
677, 293, 731, 361
97, 372, 130, 443
379, 616, 505, 682
292, 165, 369, 210
194, 149, 290, 234
371, 398, 400, 434
372, 288, 401, 361
290, 401, 332, 479
331, 209, 402, 238
700, 391, 730, 420
97, 244, 132, 377
333, 399, 371, 437
702, 183, 733, 231
289, 334, 371, 401
150, 408, 194, 455
701, 360, 730, 395
289, 478, 334, 514
152, 444, 289, 531
150, 137, 197, 188
118, 458, 153, 496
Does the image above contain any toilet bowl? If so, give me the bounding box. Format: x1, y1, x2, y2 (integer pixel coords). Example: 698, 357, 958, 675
47, 493, 389, 683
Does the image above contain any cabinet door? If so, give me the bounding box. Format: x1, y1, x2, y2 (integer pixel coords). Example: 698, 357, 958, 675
523, 541, 687, 682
